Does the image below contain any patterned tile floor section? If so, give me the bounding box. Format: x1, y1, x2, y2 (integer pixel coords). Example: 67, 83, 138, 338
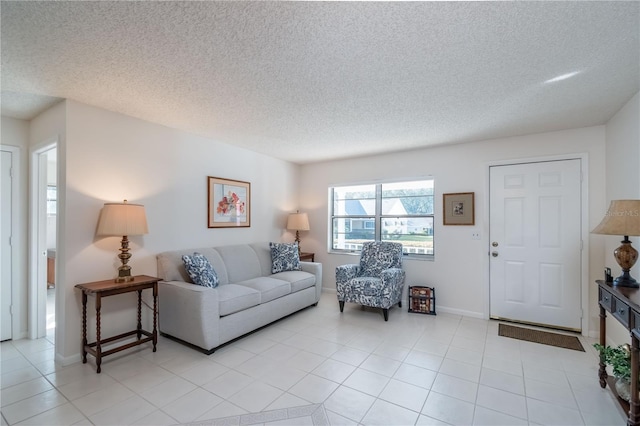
189, 403, 328, 425
1, 292, 627, 425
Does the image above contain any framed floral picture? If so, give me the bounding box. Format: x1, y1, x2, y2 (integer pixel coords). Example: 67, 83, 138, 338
208, 177, 251, 228
443, 192, 474, 225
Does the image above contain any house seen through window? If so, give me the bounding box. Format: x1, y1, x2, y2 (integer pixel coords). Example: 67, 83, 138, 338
330, 179, 434, 257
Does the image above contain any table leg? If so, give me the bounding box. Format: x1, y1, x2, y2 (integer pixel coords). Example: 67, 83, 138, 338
152, 282, 157, 352
599, 304, 608, 388
630, 331, 640, 426
96, 294, 102, 374
137, 289, 142, 340
81, 292, 87, 363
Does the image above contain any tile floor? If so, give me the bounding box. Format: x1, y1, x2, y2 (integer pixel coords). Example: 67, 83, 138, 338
0, 292, 627, 425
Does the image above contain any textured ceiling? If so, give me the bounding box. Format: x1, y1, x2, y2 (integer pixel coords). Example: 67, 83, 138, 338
1, 1, 638, 164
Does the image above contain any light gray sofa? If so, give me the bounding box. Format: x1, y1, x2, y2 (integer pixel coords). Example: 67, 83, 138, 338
156, 242, 322, 354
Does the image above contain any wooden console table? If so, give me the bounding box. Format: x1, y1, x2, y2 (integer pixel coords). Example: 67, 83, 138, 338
597, 279, 640, 425
76, 275, 159, 373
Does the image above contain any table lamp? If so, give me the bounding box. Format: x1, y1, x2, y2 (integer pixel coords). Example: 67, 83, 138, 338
96, 200, 149, 282
287, 211, 310, 254
592, 200, 640, 287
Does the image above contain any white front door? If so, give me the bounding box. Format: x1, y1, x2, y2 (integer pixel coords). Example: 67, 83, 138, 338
1, 150, 13, 341
489, 159, 582, 330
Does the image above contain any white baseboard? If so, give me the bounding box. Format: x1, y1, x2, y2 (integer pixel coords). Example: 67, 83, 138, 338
436, 305, 485, 319
56, 352, 81, 367
321, 288, 485, 319
14, 331, 28, 340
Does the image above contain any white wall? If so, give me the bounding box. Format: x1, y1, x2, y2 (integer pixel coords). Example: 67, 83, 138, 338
58, 100, 300, 361
604, 92, 640, 278
300, 126, 606, 330
29, 101, 67, 348
1, 116, 30, 339
603, 91, 640, 345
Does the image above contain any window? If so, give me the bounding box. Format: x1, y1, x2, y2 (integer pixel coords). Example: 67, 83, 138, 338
47, 185, 57, 216
330, 179, 434, 257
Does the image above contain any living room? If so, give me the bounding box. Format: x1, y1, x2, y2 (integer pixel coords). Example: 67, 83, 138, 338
1, 2, 639, 425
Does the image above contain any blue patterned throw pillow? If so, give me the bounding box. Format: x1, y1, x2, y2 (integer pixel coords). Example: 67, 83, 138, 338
182, 252, 219, 288
270, 242, 301, 274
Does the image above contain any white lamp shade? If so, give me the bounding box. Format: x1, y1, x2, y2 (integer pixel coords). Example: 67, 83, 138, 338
287, 212, 310, 231
96, 202, 149, 236
592, 200, 640, 236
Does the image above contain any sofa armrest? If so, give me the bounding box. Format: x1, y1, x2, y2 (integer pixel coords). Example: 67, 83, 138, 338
381, 268, 404, 284
300, 261, 323, 302
158, 280, 220, 351
336, 264, 361, 301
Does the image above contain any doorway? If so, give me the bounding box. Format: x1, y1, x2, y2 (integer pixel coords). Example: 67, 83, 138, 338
30, 142, 57, 341
489, 158, 583, 331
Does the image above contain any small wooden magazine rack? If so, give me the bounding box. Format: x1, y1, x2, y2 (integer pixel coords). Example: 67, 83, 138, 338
408, 286, 436, 315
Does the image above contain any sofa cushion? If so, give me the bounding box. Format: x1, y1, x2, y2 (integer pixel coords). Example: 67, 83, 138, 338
158, 248, 229, 285
269, 242, 301, 273
215, 244, 262, 283
182, 253, 219, 288
235, 277, 291, 304
272, 270, 316, 293
249, 242, 278, 277
217, 284, 261, 316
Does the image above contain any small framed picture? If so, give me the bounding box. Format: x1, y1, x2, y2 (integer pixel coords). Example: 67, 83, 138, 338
208, 177, 251, 228
443, 192, 474, 225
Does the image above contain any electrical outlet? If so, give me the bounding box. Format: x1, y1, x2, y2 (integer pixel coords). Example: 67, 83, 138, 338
471, 232, 481, 240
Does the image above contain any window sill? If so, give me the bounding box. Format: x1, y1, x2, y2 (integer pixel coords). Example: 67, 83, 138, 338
328, 250, 434, 261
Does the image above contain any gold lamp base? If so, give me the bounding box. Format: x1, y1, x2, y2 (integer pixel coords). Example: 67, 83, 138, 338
115, 235, 135, 283
116, 268, 134, 283
294, 230, 302, 254
613, 236, 639, 288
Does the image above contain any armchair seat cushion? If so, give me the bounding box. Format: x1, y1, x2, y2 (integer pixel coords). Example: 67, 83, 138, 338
347, 277, 384, 297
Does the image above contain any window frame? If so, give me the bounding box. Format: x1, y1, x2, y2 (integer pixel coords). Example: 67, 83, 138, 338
329, 179, 434, 259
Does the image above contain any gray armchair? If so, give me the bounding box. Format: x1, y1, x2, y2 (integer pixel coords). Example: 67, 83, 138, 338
336, 241, 406, 321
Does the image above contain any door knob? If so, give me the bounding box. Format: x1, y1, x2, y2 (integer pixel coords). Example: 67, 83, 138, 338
492, 242, 499, 247
492, 251, 499, 257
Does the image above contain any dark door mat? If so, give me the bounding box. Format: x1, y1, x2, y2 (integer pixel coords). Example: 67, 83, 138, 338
498, 323, 585, 352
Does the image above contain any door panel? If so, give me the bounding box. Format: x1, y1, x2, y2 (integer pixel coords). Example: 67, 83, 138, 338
1, 150, 13, 341
490, 159, 582, 330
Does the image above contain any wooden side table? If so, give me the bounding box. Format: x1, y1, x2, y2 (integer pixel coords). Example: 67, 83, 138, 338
300, 252, 315, 262
75, 275, 159, 373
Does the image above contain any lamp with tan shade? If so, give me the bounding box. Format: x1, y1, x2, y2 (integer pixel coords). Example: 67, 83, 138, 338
96, 200, 149, 282
592, 200, 640, 287
287, 211, 310, 254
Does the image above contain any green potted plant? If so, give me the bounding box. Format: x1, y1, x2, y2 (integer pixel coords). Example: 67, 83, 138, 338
594, 343, 632, 401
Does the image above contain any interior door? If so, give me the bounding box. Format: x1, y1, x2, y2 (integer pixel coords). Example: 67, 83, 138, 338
489, 159, 582, 330
1, 150, 13, 341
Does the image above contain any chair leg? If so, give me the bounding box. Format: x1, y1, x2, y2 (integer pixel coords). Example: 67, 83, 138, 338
339, 301, 344, 312
383, 308, 389, 321
398, 301, 402, 308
